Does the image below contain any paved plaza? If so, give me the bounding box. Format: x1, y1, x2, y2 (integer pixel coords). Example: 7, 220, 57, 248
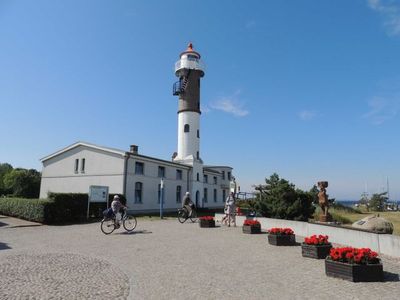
0, 215, 400, 300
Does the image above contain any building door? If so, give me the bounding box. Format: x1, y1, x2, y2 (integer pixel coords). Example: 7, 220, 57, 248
196, 190, 200, 208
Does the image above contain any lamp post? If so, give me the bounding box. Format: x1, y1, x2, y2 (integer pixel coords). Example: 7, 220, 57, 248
160, 178, 164, 219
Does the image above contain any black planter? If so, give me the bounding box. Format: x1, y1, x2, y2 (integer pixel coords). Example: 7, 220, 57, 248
268, 234, 296, 246
301, 243, 332, 259
199, 219, 215, 228
325, 258, 384, 282
242, 224, 261, 234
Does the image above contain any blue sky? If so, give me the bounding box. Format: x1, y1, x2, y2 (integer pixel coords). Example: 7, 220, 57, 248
1, 0, 400, 200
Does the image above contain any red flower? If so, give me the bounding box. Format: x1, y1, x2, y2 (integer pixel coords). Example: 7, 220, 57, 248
268, 228, 294, 235
303, 235, 329, 245
328, 247, 380, 264
199, 216, 214, 221
243, 220, 260, 226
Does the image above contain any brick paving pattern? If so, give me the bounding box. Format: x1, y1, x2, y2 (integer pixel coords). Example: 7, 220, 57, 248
0, 216, 399, 299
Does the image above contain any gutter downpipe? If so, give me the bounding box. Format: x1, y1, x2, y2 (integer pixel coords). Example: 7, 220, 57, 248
123, 152, 130, 198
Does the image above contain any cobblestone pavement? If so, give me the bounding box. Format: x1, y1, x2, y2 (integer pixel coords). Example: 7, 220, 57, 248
0, 216, 399, 300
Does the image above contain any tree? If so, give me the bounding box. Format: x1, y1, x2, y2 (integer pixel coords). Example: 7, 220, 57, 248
3, 168, 41, 198
369, 192, 388, 212
0, 163, 13, 195
254, 173, 315, 221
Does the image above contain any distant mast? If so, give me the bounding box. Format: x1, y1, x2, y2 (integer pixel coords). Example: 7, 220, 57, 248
387, 176, 390, 202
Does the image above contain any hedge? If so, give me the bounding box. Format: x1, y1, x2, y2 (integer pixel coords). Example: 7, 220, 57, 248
0, 193, 126, 224
0, 198, 52, 223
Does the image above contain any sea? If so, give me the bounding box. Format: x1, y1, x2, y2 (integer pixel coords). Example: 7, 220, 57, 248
336, 200, 400, 207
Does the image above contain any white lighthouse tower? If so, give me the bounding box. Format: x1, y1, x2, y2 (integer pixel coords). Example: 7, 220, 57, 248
173, 43, 205, 206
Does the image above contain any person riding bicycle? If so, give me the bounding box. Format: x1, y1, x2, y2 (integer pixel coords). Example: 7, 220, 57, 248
182, 192, 195, 217
111, 195, 126, 227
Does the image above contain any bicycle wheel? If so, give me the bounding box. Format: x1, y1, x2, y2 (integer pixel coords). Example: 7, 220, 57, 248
177, 209, 188, 223
101, 218, 115, 235
189, 210, 197, 223
123, 215, 137, 232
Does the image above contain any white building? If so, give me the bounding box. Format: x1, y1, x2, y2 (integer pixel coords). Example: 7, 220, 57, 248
39, 44, 234, 212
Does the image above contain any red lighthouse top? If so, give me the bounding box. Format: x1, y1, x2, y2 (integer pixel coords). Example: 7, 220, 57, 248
180, 42, 201, 59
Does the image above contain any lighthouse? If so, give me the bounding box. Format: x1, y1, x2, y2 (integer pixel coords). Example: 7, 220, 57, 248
173, 43, 205, 206
173, 43, 204, 163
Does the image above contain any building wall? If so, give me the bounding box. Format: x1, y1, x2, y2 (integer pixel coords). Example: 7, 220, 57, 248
40, 145, 125, 198
125, 156, 191, 212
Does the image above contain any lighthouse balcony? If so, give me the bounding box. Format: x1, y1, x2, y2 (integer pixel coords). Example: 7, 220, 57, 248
175, 58, 205, 75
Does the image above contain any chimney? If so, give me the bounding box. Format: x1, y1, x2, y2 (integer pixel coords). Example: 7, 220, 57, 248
130, 145, 138, 154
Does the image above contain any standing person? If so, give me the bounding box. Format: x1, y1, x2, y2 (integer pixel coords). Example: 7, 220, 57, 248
222, 192, 236, 227
182, 192, 194, 217
111, 195, 126, 227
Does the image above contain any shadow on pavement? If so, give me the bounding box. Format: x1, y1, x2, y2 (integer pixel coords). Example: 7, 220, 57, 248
6, 224, 42, 229
384, 271, 400, 282
0, 242, 11, 250
0, 221, 8, 227
117, 230, 153, 235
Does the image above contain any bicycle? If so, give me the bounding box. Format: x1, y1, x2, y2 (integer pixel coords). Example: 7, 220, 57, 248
101, 208, 137, 235
177, 207, 197, 223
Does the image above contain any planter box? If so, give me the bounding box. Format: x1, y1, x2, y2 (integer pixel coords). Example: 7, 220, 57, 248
302, 243, 332, 259
199, 219, 215, 228
243, 224, 261, 234
268, 234, 296, 246
325, 259, 383, 282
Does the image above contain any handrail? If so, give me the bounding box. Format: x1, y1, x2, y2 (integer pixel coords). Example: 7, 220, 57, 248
175, 58, 205, 73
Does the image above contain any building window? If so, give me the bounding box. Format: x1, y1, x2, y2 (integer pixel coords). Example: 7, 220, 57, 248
196, 151, 199, 159
74, 159, 79, 173
196, 173, 199, 181
222, 171, 225, 180
80, 158, 85, 173
176, 185, 182, 203
135, 162, 144, 175
184, 124, 190, 132
204, 188, 208, 203
158, 166, 165, 178
158, 184, 161, 204
197, 130, 200, 138
176, 169, 182, 180
213, 189, 217, 202
222, 189, 226, 202
204, 175, 208, 184
213, 176, 217, 185
135, 182, 143, 203
228, 172, 231, 181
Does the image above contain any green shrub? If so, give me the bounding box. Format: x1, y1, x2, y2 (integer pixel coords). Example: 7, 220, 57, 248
0, 198, 53, 223
254, 173, 315, 221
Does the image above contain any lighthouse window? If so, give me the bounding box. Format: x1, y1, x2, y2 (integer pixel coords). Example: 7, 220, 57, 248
184, 124, 190, 132
196, 151, 199, 159
197, 130, 200, 138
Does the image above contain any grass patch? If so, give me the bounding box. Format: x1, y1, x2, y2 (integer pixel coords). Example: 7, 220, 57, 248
314, 206, 400, 235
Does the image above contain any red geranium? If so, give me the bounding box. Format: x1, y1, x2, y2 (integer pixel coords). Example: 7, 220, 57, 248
328, 247, 380, 265
268, 228, 294, 235
304, 235, 330, 245
199, 216, 214, 221
243, 219, 260, 226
